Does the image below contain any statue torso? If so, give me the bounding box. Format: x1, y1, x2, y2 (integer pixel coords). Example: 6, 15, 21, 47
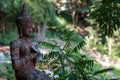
12, 39, 36, 79
10, 39, 52, 80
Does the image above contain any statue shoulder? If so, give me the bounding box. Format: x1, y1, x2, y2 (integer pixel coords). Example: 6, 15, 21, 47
10, 39, 21, 48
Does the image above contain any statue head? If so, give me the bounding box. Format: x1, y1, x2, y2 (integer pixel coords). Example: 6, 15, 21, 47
16, 3, 33, 38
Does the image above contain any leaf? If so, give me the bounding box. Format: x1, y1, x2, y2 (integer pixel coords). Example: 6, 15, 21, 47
38, 41, 59, 50
91, 0, 120, 37
93, 68, 114, 75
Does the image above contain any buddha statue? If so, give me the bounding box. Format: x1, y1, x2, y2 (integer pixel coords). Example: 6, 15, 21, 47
10, 3, 52, 80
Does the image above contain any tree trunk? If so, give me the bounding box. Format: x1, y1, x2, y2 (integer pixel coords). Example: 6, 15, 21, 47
37, 22, 46, 41
108, 38, 113, 55
0, 10, 5, 33
71, 10, 75, 26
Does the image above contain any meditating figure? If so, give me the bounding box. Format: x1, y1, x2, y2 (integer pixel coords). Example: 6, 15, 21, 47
10, 3, 52, 80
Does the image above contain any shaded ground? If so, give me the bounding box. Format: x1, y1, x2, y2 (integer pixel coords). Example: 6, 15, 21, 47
81, 49, 120, 79
82, 49, 120, 69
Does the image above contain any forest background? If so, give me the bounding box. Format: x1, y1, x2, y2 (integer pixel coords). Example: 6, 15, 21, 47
0, 0, 120, 80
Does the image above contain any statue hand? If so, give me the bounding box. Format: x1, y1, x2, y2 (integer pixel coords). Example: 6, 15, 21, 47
31, 44, 43, 62
37, 53, 43, 62
29, 53, 37, 59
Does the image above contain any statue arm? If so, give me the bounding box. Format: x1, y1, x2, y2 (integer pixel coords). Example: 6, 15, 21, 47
10, 41, 36, 70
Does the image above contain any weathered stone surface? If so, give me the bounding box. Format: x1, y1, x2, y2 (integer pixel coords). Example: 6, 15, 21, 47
10, 3, 52, 80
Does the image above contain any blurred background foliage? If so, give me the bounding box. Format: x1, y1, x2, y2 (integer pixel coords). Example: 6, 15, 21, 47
0, 0, 120, 80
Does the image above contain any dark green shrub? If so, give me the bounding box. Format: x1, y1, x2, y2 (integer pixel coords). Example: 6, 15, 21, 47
38, 39, 114, 80
0, 31, 18, 45
0, 63, 15, 80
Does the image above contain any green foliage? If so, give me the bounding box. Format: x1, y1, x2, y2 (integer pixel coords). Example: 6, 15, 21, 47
0, 0, 56, 30
38, 39, 114, 80
91, 0, 120, 37
0, 31, 18, 45
0, 0, 24, 30
0, 63, 15, 80
112, 68, 120, 78
0, 0, 56, 45
39, 40, 94, 80
93, 68, 114, 75
28, 0, 56, 24
59, 30, 82, 42
112, 44, 120, 58
95, 43, 108, 55
47, 16, 83, 42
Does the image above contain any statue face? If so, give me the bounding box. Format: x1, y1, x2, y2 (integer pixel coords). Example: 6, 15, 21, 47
22, 22, 33, 37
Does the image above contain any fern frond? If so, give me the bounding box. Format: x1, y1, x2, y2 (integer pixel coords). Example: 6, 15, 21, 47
44, 51, 59, 60
38, 41, 59, 50
63, 40, 71, 49
73, 40, 86, 53
93, 68, 114, 75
